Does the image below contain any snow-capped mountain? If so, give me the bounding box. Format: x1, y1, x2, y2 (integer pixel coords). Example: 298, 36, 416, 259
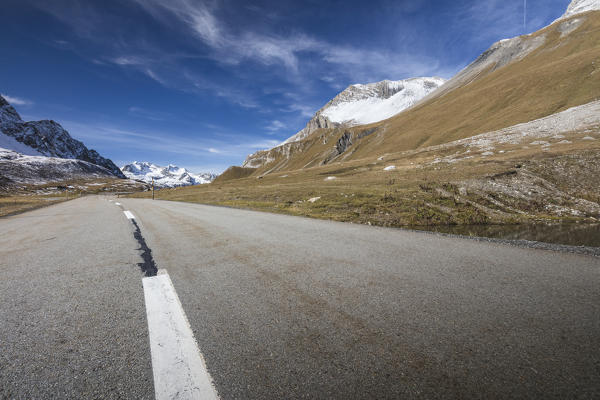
0, 95, 124, 178
321, 78, 446, 125
121, 161, 217, 188
560, 0, 600, 20
0, 147, 118, 187
243, 77, 445, 168
281, 77, 445, 146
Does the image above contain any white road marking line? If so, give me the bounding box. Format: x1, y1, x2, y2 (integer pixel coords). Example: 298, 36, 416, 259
143, 271, 220, 400
115, 202, 121, 206
123, 210, 135, 219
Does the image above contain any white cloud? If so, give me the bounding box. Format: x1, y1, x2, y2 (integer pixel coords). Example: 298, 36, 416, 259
265, 120, 286, 132
112, 56, 145, 66
61, 122, 220, 157
2, 94, 33, 106
128, 106, 172, 121
242, 139, 281, 149
280, 102, 317, 118
61, 120, 283, 160
453, 0, 549, 43
132, 0, 312, 71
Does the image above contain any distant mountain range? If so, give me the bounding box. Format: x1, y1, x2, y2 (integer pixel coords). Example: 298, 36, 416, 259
121, 161, 216, 188
0, 94, 217, 189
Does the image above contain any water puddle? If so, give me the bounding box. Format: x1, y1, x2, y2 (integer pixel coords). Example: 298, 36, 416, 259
409, 223, 600, 248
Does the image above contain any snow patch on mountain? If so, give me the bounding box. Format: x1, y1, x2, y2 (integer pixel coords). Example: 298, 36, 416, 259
281, 78, 445, 146
560, 0, 600, 20
121, 161, 216, 188
0, 95, 125, 178
0, 131, 43, 156
243, 77, 445, 168
321, 78, 446, 126
0, 147, 116, 186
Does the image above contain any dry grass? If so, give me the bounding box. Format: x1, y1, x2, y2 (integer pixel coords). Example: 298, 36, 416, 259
0, 177, 148, 217
0, 194, 72, 217
213, 166, 257, 183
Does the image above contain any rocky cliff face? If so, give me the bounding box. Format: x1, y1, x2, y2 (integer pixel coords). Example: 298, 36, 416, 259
0, 95, 125, 178
0, 148, 118, 187
282, 114, 338, 147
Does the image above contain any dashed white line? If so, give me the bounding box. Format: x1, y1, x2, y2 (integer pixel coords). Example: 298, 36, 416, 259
123, 210, 135, 219
143, 270, 220, 400
115, 202, 122, 206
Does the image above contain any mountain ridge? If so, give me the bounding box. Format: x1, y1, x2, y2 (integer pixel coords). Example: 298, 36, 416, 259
0, 95, 125, 178
121, 161, 216, 188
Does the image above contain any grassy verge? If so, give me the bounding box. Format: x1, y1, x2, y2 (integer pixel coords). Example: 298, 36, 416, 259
129, 144, 600, 228
0, 194, 73, 217
0, 177, 148, 217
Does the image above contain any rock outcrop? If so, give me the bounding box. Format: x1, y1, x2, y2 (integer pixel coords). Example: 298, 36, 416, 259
0, 95, 125, 178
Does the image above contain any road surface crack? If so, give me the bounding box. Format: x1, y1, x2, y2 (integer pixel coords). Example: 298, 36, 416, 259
131, 219, 158, 277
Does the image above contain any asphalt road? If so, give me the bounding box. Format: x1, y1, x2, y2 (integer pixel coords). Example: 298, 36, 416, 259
1, 196, 599, 399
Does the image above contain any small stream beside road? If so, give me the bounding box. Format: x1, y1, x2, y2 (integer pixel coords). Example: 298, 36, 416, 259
411, 222, 600, 248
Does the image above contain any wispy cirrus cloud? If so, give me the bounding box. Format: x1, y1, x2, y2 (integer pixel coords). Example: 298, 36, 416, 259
61, 120, 281, 159
128, 106, 173, 121
265, 120, 286, 132
451, 0, 564, 45
25, 0, 448, 125
130, 0, 441, 81
130, 0, 313, 71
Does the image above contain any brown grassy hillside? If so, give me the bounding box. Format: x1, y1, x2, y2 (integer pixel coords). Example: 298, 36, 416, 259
246, 12, 600, 175
212, 166, 256, 183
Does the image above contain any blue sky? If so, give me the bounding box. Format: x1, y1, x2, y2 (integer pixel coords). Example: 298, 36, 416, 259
1, 0, 571, 173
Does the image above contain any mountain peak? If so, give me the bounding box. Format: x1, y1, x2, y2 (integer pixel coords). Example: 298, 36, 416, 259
0, 94, 125, 178
273, 77, 445, 148
561, 0, 600, 19
321, 77, 446, 126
